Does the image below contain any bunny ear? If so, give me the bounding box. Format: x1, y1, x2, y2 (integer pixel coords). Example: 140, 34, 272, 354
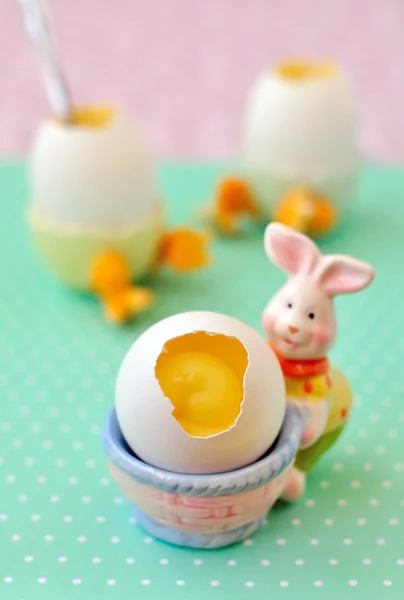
264, 222, 321, 276
314, 255, 375, 296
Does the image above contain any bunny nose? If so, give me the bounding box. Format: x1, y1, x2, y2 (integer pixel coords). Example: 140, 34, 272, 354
288, 325, 299, 334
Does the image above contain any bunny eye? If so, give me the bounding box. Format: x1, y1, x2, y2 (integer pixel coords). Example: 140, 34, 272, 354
287, 302, 293, 309
308, 312, 316, 320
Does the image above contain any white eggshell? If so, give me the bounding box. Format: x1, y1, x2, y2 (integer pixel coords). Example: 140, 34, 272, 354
30, 108, 161, 226
115, 311, 286, 475
241, 63, 360, 210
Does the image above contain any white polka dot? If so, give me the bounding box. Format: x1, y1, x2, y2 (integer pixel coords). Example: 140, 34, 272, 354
25, 556, 34, 562
346, 446, 357, 455
193, 559, 202, 566
362, 558, 372, 565
389, 518, 399, 526
110, 537, 120, 544
382, 480, 393, 489
96, 516, 106, 523
363, 462, 374, 472
349, 580, 358, 587
0, 514, 8, 521
394, 463, 404, 472
295, 559, 304, 566
86, 459, 96, 468
329, 559, 338, 566
245, 581, 255, 587
72, 578, 81, 585
243, 538, 253, 546
357, 518, 366, 526
63, 516, 73, 523
310, 538, 319, 545
68, 477, 79, 485
176, 580, 185, 586
58, 557, 67, 563
18, 494, 28, 502
351, 480, 361, 489
4, 577, 13, 583
12, 534, 21, 541
38, 577, 47, 584
227, 560, 237, 566
126, 558, 135, 564
280, 581, 289, 587
44, 535, 54, 542
5, 475, 16, 484
343, 538, 353, 546
100, 477, 110, 486
144, 537, 153, 544
12, 439, 23, 449
376, 445, 386, 455
397, 559, 404, 566
107, 579, 116, 586
291, 518, 301, 525
50, 495, 60, 503
31, 514, 41, 522
277, 538, 286, 545
333, 462, 343, 471
325, 518, 334, 526
377, 538, 386, 545
36, 475, 47, 484
370, 412, 381, 423
320, 480, 330, 489
114, 497, 124, 505
383, 580, 392, 587
73, 441, 84, 451
77, 536, 87, 543
92, 557, 101, 564
306, 499, 316, 507
55, 459, 65, 468
211, 581, 220, 587
314, 581, 324, 587
338, 499, 348, 507
370, 498, 380, 507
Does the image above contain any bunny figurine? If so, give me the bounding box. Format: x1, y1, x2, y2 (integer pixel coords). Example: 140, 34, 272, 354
262, 223, 375, 501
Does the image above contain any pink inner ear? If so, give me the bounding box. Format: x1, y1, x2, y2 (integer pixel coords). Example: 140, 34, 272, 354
318, 257, 375, 296
265, 223, 320, 276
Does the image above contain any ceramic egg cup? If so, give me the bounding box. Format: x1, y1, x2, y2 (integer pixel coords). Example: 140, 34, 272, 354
205, 59, 359, 238
26, 105, 210, 323
102, 405, 304, 549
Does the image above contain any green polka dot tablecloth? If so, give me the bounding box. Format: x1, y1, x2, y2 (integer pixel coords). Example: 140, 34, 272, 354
0, 161, 403, 599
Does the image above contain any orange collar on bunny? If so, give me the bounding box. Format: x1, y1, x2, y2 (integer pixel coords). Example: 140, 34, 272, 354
269, 343, 329, 378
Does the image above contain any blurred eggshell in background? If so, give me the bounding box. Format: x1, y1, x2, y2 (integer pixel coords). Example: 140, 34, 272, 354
30, 106, 161, 226
241, 60, 360, 213
115, 311, 286, 475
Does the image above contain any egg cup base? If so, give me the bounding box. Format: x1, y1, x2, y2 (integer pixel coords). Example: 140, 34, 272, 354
131, 507, 267, 549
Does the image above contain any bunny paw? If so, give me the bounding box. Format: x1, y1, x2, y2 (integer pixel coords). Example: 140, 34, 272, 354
281, 468, 306, 502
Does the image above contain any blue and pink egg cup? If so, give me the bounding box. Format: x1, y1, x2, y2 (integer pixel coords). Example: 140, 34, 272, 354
102, 405, 304, 549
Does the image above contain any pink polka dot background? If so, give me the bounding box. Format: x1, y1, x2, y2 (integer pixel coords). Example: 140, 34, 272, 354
1, 0, 403, 161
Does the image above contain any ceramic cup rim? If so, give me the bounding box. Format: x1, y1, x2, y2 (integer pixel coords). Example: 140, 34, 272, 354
102, 404, 304, 497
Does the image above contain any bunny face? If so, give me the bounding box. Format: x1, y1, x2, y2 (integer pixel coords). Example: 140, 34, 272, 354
263, 277, 336, 360
262, 223, 375, 361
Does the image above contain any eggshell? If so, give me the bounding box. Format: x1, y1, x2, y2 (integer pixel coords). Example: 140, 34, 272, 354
115, 311, 286, 474
241, 62, 360, 213
30, 107, 161, 226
